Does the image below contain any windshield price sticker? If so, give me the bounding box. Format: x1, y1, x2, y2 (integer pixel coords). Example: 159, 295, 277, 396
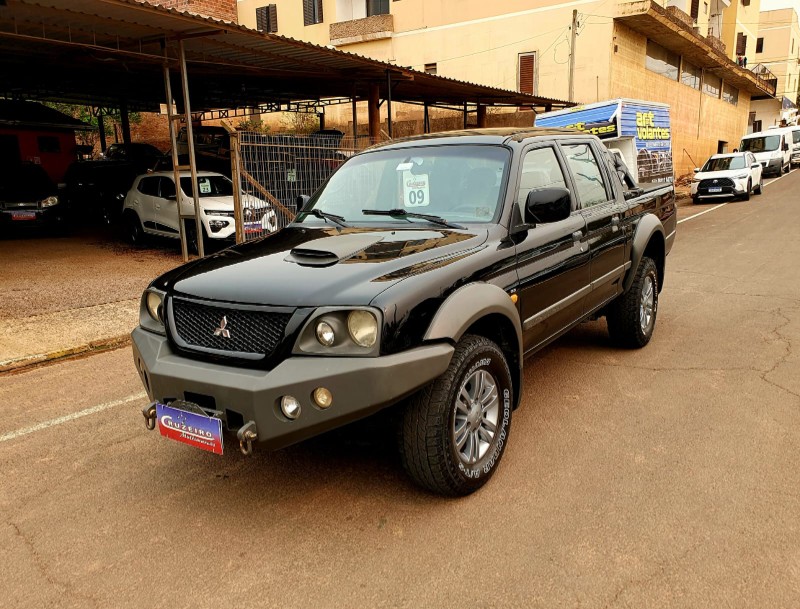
403, 171, 430, 207
199, 179, 212, 194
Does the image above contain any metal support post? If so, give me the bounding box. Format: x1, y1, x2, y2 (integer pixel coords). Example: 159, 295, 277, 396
368, 82, 380, 141
351, 86, 358, 141
179, 39, 204, 258
386, 70, 393, 138
423, 102, 430, 134
463, 102, 468, 129
120, 99, 131, 144
477, 104, 487, 128
97, 108, 106, 153
162, 44, 189, 262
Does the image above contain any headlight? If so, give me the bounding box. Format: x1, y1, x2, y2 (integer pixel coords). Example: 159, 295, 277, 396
41, 195, 59, 208
146, 291, 163, 322
347, 310, 378, 348
293, 307, 382, 356
315, 321, 335, 346
733, 173, 749, 179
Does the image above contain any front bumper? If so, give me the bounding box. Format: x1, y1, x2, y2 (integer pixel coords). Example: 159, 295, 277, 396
0, 206, 64, 229
132, 327, 454, 451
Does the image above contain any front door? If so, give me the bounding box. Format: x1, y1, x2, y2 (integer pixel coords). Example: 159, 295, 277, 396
560, 140, 627, 313
513, 144, 591, 353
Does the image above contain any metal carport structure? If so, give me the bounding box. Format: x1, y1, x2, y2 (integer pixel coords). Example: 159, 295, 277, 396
0, 0, 573, 258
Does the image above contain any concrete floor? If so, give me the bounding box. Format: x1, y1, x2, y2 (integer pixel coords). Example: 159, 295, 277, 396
1, 172, 799, 608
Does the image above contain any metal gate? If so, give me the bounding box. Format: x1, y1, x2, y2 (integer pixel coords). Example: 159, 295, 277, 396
228, 128, 377, 242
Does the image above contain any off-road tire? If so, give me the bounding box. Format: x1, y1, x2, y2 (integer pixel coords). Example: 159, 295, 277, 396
606, 256, 658, 349
185, 220, 209, 255
124, 211, 146, 247
692, 195, 700, 205
754, 178, 763, 195
399, 334, 513, 496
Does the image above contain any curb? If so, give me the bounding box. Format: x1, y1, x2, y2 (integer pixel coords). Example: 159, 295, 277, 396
0, 334, 132, 375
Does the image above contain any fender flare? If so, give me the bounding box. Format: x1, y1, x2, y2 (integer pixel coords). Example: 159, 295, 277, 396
424, 282, 524, 406
624, 213, 665, 293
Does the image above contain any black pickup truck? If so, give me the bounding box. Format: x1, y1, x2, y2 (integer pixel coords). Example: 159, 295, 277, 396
133, 128, 676, 495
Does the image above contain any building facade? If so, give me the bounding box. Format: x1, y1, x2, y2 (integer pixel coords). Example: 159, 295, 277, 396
238, 0, 774, 176
751, 8, 800, 130
146, 0, 238, 22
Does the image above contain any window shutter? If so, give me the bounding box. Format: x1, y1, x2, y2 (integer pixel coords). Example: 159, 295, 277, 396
519, 54, 535, 95
303, 0, 314, 26
255, 6, 268, 31
736, 32, 747, 56
690, 0, 699, 20
756, 37, 763, 53
268, 4, 278, 32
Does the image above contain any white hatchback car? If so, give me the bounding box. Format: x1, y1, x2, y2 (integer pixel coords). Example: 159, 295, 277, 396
122, 171, 277, 248
691, 152, 763, 203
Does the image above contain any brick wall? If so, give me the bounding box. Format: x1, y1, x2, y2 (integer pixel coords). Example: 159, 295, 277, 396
146, 0, 238, 23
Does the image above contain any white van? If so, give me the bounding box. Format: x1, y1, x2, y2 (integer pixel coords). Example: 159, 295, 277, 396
786, 126, 800, 168
740, 129, 791, 176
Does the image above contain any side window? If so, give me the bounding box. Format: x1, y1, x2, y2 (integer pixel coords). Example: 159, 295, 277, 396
137, 177, 159, 196
561, 143, 610, 208
794, 130, 800, 145
159, 178, 176, 199
517, 147, 568, 215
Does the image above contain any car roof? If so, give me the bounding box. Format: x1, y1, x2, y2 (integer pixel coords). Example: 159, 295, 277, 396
369, 127, 585, 150
710, 153, 745, 159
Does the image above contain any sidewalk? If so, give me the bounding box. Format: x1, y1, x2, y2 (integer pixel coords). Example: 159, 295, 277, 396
0, 231, 181, 372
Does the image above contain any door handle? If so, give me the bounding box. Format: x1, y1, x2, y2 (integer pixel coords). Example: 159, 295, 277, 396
611, 216, 620, 232
572, 230, 583, 241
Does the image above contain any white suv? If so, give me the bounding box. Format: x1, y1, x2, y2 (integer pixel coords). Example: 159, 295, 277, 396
122, 171, 277, 249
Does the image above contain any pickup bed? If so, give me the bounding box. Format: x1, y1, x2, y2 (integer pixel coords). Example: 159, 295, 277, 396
133, 127, 676, 495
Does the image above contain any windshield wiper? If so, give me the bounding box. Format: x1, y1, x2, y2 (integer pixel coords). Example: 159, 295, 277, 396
361, 208, 465, 230
304, 208, 349, 228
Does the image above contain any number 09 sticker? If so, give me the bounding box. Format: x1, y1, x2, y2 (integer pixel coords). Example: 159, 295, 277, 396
403, 171, 430, 207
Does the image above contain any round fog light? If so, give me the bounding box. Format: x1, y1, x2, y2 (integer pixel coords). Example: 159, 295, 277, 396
313, 387, 333, 409
316, 321, 335, 346
280, 396, 301, 420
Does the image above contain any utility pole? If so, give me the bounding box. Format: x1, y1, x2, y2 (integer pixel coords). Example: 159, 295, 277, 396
568, 9, 578, 103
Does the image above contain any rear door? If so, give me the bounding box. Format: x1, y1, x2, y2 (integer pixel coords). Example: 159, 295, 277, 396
513, 143, 590, 353
559, 140, 628, 313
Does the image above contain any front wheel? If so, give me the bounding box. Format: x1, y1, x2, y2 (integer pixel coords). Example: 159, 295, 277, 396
123, 211, 146, 247
754, 178, 763, 195
399, 334, 513, 496
606, 256, 658, 349
741, 179, 751, 201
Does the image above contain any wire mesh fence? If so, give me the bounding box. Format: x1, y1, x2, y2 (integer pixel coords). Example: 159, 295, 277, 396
236, 131, 378, 241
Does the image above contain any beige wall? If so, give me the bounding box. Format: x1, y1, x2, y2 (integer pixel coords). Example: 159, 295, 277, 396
756, 9, 800, 100
612, 22, 751, 176
721, 0, 761, 61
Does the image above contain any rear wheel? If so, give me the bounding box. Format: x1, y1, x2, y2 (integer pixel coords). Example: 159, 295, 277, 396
606, 256, 658, 349
399, 334, 513, 496
123, 211, 146, 247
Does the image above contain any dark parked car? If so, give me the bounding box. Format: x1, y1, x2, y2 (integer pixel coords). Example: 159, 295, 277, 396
0, 163, 65, 233
103, 143, 167, 172
134, 128, 676, 495
61, 161, 139, 225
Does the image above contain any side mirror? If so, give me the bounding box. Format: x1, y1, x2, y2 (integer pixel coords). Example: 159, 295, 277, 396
784, 143, 790, 152
165, 194, 177, 201
751, 163, 760, 169
693, 167, 700, 173
297, 194, 310, 209
525, 187, 572, 225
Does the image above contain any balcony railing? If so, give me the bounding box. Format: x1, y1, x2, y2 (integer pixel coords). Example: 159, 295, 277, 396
750, 64, 778, 98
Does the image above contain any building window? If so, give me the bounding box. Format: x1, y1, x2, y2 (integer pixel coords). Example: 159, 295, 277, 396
255, 5, 278, 33
424, 63, 437, 75
736, 32, 747, 56
741, 0, 750, 5
681, 61, 701, 90
704, 72, 721, 97
704, 2, 708, 14
37, 136, 60, 153
722, 82, 739, 105
756, 37, 764, 53
646, 40, 680, 81
303, 0, 323, 26
753, 119, 762, 132
748, 111, 756, 125
367, 0, 390, 16
690, 0, 699, 20
518, 52, 536, 95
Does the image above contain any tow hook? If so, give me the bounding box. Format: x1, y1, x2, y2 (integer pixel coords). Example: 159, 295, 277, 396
142, 402, 157, 431
237, 421, 258, 456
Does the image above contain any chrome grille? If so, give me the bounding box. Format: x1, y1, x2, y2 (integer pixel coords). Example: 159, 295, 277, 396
170, 298, 291, 357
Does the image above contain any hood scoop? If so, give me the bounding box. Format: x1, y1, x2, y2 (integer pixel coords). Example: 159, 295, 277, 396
285, 233, 385, 267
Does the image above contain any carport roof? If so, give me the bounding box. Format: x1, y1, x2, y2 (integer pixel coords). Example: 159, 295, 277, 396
0, 0, 573, 114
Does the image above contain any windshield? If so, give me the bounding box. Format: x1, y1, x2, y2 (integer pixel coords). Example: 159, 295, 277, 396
299, 144, 510, 225
702, 156, 745, 171
179, 175, 233, 198
740, 136, 780, 153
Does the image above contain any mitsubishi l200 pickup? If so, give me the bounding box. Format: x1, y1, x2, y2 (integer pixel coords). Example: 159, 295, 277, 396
133, 128, 676, 495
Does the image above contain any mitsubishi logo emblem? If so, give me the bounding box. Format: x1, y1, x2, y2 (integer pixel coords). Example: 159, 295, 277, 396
213, 316, 231, 338
712, 179, 718, 184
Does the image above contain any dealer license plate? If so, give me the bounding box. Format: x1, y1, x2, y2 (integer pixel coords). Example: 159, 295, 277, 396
708, 187, 722, 193
11, 211, 37, 221
156, 402, 223, 454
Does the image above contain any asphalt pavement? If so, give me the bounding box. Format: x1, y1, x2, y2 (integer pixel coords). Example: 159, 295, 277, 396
2, 172, 799, 608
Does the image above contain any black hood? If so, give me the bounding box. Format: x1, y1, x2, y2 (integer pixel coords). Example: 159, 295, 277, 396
156, 226, 488, 307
